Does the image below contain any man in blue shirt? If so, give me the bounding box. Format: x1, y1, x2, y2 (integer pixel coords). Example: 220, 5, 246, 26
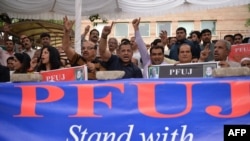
169, 27, 194, 61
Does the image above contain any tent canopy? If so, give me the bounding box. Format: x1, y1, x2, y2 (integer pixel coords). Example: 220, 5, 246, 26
1, 0, 250, 20
8, 20, 69, 47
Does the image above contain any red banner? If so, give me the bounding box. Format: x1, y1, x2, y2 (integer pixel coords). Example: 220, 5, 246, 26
40, 65, 87, 81
228, 43, 250, 62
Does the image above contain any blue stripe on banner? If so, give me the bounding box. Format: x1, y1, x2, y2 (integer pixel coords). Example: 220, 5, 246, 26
0, 77, 250, 141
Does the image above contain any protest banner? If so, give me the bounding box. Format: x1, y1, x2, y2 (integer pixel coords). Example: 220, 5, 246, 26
0, 77, 249, 141
148, 62, 219, 78
40, 65, 88, 81
228, 43, 250, 62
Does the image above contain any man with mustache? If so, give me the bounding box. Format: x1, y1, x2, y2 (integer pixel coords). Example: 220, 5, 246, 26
199, 40, 240, 67
22, 37, 36, 59
62, 16, 106, 80
81, 26, 101, 58
89, 29, 99, 44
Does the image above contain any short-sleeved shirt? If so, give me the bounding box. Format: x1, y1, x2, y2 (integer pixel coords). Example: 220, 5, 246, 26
101, 55, 143, 78
70, 53, 106, 80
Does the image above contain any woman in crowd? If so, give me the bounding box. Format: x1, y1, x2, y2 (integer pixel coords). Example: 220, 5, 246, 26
13, 52, 31, 73
37, 46, 62, 72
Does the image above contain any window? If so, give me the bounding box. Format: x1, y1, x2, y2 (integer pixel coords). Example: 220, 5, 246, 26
178, 21, 194, 36
201, 20, 216, 35
156, 22, 171, 36
115, 23, 129, 37
139, 22, 150, 37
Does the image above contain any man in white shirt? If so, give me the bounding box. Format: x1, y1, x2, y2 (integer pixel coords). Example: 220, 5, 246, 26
22, 37, 36, 59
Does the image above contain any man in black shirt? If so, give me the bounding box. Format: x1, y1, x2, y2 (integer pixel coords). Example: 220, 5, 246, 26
99, 23, 142, 79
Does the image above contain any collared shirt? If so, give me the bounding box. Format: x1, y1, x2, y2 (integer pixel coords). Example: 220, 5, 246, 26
132, 49, 142, 69
135, 30, 175, 78
101, 55, 143, 78
23, 48, 36, 59
0, 47, 14, 66
70, 53, 106, 80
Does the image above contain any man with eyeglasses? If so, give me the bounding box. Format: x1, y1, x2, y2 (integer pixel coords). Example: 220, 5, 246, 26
62, 16, 106, 80
99, 23, 143, 78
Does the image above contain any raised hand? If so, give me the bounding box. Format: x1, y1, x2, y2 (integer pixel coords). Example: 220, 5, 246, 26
63, 16, 75, 32
84, 25, 90, 35
159, 30, 168, 46
132, 18, 140, 31
101, 22, 113, 39
199, 43, 210, 62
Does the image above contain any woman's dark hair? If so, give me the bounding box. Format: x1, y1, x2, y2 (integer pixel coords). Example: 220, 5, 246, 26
37, 46, 62, 72
14, 52, 31, 73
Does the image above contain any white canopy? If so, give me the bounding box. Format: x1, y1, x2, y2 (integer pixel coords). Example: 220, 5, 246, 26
1, 0, 250, 20
1, 0, 250, 54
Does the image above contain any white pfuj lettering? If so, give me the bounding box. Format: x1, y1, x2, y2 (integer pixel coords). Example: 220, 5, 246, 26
228, 129, 247, 136
46, 74, 65, 81
234, 46, 250, 53
139, 125, 193, 141
169, 69, 193, 76
66, 124, 134, 141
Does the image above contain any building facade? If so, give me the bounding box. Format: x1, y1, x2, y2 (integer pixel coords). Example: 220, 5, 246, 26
81, 5, 250, 44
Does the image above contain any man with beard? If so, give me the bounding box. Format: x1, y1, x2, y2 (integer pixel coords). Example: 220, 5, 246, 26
169, 27, 195, 61
0, 39, 15, 66
233, 33, 243, 45
62, 16, 106, 80
99, 22, 143, 78
200, 29, 214, 62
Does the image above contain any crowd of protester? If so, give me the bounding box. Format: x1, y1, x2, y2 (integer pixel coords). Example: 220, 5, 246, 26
0, 16, 250, 82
